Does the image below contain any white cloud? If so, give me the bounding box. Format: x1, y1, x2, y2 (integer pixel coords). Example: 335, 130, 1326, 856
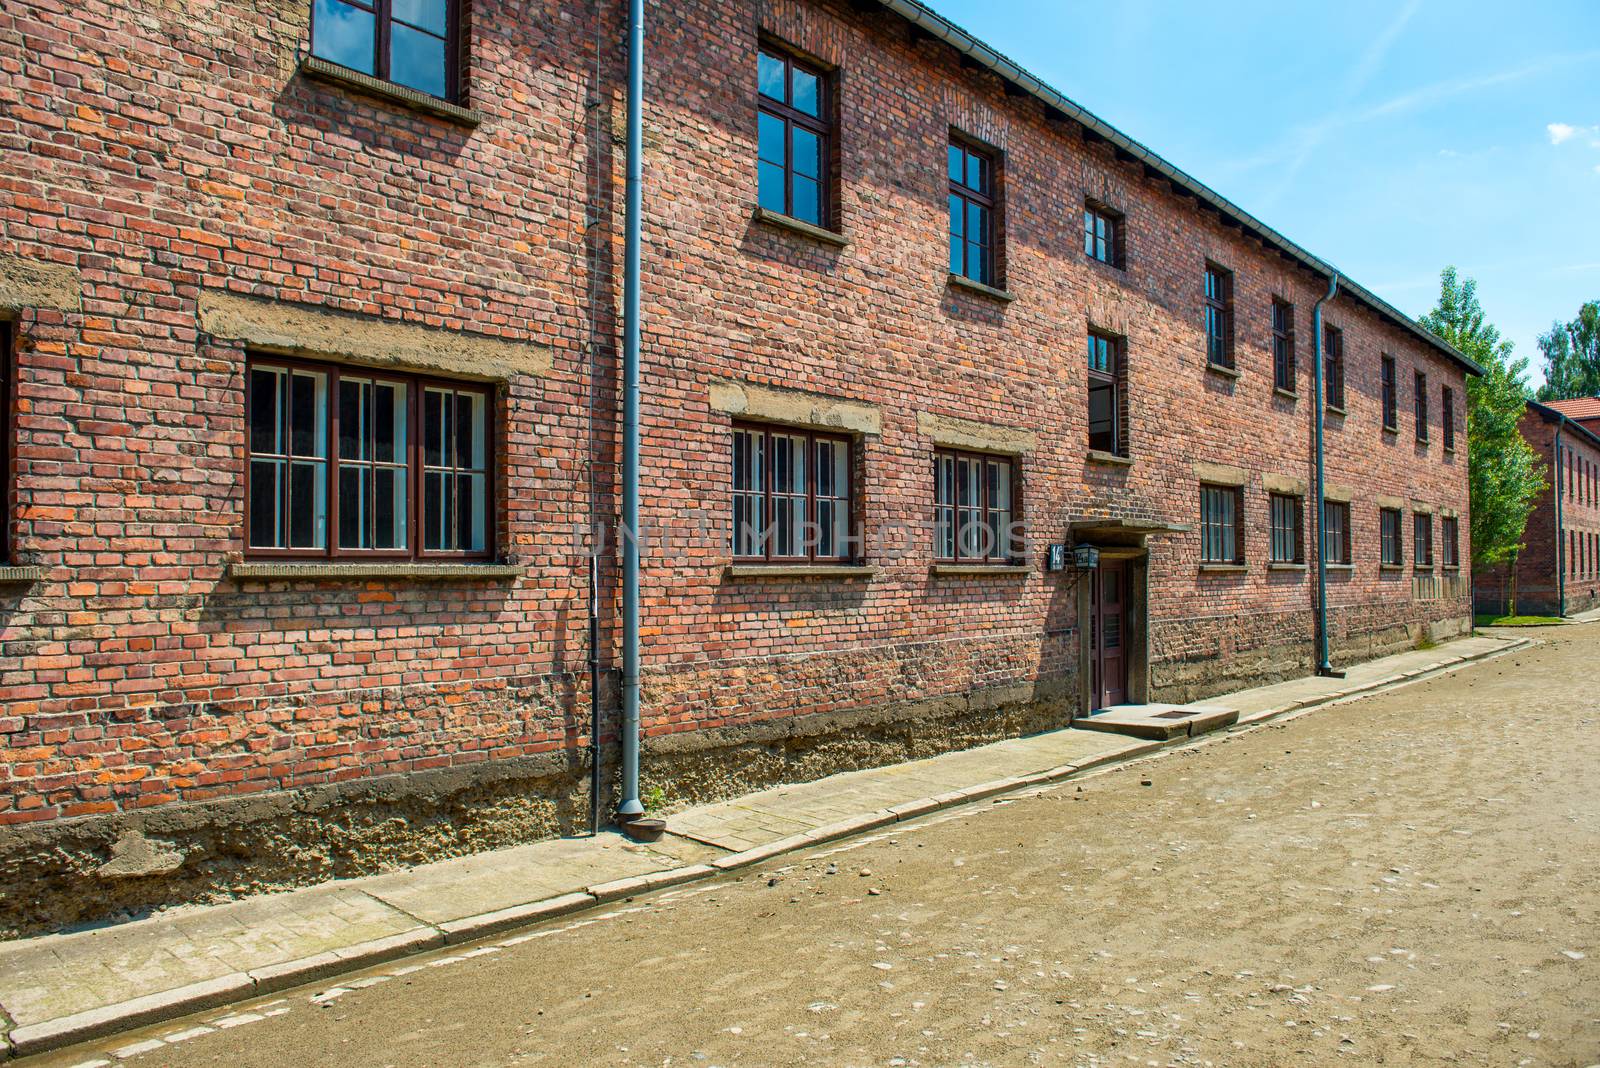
1548, 122, 1577, 144
1548, 122, 1600, 148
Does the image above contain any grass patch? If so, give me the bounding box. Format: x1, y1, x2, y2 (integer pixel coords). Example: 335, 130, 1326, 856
1474, 613, 1564, 628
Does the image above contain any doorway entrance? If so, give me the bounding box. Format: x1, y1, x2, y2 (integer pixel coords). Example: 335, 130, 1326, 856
1091, 560, 1128, 710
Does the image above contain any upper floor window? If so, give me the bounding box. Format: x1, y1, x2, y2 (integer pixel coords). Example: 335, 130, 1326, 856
1269, 493, 1303, 564
1087, 330, 1126, 456
1083, 202, 1124, 268
1442, 385, 1455, 451
948, 138, 997, 287
246, 357, 492, 559
1323, 324, 1345, 411
1414, 370, 1429, 442
1199, 483, 1243, 565
1271, 299, 1295, 393
1442, 516, 1459, 568
1380, 507, 1403, 566
0, 321, 11, 563
757, 48, 831, 229
1380, 354, 1398, 431
1203, 265, 1234, 369
934, 449, 1018, 563
1323, 500, 1352, 565
311, 0, 458, 101
1413, 513, 1434, 567
732, 422, 852, 562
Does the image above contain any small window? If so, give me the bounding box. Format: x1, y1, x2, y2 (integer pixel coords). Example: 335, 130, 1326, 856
948, 139, 998, 286
1083, 202, 1124, 268
1203, 265, 1234, 369
1442, 516, 1459, 568
757, 47, 832, 228
311, 0, 459, 101
1199, 483, 1244, 565
732, 422, 853, 562
1414, 371, 1429, 442
1413, 513, 1434, 567
1441, 385, 1455, 451
1087, 330, 1126, 456
1271, 299, 1296, 393
1322, 500, 1352, 565
1380, 355, 1398, 430
0, 320, 11, 563
246, 357, 492, 559
1323, 325, 1345, 410
934, 449, 1019, 563
1380, 507, 1403, 566
1269, 493, 1303, 564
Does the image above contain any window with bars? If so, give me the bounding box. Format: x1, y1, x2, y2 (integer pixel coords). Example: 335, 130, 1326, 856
1323, 324, 1345, 410
1442, 385, 1455, 451
1271, 299, 1296, 393
311, 0, 458, 101
1199, 483, 1243, 565
731, 423, 853, 562
1203, 265, 1234, 369
948, 138, 997, 287
1442, 516, 1459, 568
757, 47, 832, 229
1414, 370, 1429, 442
1413, 513, 1434, 567
1380, 355, 1398, 430
246, 357, 492, 559
1380, 507, 1403, 566
1087, 330, 1126, 456
1269, 493, 1303, 564
1083, 202, 1124, 268
1322, 500, 1352, 565
934, 449, 1018, 563
0, 321, 11, 563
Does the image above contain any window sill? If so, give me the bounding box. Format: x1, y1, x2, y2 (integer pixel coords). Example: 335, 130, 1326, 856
1326, 406, 1347, 417
946, 273, 1016, 303
0, 565, 47, 584
1273, 388, 1298, 401
1084, 254, 1127, 273
1415, 437, 1430, 447
1204, 362, 1240, 380
1198, 563, 1247, 574
1267, 562, 1306, 571
1086, 449, 1133, 467
1380, 563, 1405, 572
724, 564, 879, 579
1326, 563, 1355, 572
229, 561, 522, 582
1382, 424, 1399, 436
1414, 565, 1436, 573
752, 207, 848, 247
1442, 564, 1460, 572
300, 56, 483, 127
931, 563, 1030, 576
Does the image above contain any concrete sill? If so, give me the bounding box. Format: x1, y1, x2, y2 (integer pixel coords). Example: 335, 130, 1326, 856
1416, 437, 1430, 447
946, 273, 1016, 303
724, 564, 879, 580
1273, 388, 1298, 401
752, 207, 848, 247
1326, 563, 1355, 572
1086, 449, 1134, 467
1267, 562, 1307, 571
930, 563, 1030, 577
0, 565, 47, 584
1198, 563, 1247, 574
300, 57, 482, 126
1415, 565, 1436, 573
1205, 362, 1240, 380
1382, 424, 1399, 436
229, 562, 522, 582
1380, 564, 1405, 572
1326, 405, 1347, 417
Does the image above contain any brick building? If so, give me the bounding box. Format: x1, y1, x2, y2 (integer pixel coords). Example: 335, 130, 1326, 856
1, 0, 1477, 934
1474, 399, 1600, 617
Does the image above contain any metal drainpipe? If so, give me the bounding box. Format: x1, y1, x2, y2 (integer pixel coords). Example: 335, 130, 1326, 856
1555, 418, 1566, 617
1312, 273, 1341, 676
616, 0, 645, 820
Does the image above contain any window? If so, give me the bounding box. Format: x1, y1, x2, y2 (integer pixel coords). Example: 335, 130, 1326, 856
246, 358, 492, 559
934, 449, 1018, 563
1413, 513, 1434, 567
311, 0, 458, 101
1203, 265, 1234, 369
731, 423, 852, 562
1442, 516, 1459, 568
1083, 202, 1124, 268
1380, 355, 1398, 430
1442, 386, 1455, 451
0, 320, 11, 562
1380, 507, 1403, 566
1199, 484, 1243, 565
1322, 500, 1352, 565
948, 139, 997, 286
757, 48, 831, 228
1087, 330, 1126, 456
1271, 299, 1296, 393
1414, 371, 1429, 442
1269, 493, 1303, 564
1323, 325, 1345, 410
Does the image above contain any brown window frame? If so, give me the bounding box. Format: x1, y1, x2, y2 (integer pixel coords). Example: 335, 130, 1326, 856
309, 0, 462, 103
1083, 201, 1125, 269
1, 320, 12, 563
1380, 507, 1404, 566
1380, 354, 1398, 430
934, 447, 1020, 564
730, 421, 854, 564
1441, 385, 1456, 451
1203, 264, 1235, 369
1323, 324, 1345, 411
1414, 370, 1429, 442
1441, 515, 1460, 568
1413, 512, 1434, 567
948, 136, 999, 288
756, 45, 833, 230
1322, 499, 1352, 565
1199, 483, 1244, 565
1087, 329, 1127, 457
244, 354, 496, 562
1271, 298, 1296, 393
1269, 492, 1304, 564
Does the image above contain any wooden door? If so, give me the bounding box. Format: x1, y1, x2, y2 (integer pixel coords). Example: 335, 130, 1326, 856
1093, 561, 1128, 709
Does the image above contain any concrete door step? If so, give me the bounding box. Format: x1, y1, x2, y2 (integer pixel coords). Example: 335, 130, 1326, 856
1071, 703, 1239, 740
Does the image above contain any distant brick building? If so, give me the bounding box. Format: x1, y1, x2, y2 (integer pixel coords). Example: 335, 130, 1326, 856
1, 0, 1476, 934
1475, 399, 1600, 617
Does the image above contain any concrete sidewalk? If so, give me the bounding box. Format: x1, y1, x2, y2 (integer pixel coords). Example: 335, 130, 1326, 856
0, 631, 1529, 1059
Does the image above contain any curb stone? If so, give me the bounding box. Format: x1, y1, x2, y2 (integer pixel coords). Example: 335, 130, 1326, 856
8, 972, 254, 1057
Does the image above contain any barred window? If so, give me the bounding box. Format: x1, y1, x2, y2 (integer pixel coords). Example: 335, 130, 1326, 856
934, 449, 1018, 563
1414, 513, 1434, 567
731, 422, 852, 562
1322, 500, 1352, 565
1200, 483, 1243, 565
1269, 493, 1303, 564
1442, 516, 1459, 568
1380, 507, 1403, 566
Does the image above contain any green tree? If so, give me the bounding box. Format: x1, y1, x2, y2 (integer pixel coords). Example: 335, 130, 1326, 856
1535, 300, 1600, 401
1419, 268, 1545, 593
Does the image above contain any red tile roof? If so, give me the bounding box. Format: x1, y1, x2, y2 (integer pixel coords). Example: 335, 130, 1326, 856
1544, 396, 1600, 421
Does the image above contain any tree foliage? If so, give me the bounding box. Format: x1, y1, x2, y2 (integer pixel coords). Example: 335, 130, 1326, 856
1535, 300, 1600, 401
1418, 267, 1545, 570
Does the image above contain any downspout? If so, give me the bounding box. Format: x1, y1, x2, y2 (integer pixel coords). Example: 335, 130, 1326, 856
616, 0, 645, 820
1312, 273, 1341, 676
1554, 417, 1566, 617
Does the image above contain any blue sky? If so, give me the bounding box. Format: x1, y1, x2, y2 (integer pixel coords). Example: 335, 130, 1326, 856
926, 0, 1600, 386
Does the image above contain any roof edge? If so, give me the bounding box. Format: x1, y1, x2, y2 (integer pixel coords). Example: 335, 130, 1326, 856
1529, 399, 1600, 452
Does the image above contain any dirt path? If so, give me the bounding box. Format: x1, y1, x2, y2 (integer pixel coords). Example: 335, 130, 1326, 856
32, 625, 1600, 1067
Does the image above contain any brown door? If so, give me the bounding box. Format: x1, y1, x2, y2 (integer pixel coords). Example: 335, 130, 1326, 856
1093, 561, 1128, 709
